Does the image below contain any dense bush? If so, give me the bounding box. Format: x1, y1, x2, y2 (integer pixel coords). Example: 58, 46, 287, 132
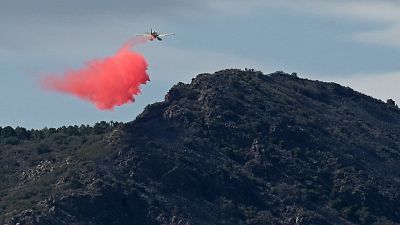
2, 70, 400, 225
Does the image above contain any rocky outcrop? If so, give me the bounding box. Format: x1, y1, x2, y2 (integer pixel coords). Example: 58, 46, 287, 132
2, 69, 400, 225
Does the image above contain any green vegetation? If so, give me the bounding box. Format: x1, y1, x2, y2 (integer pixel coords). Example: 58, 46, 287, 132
1, 70, 400, 225
0, 121, 122, 222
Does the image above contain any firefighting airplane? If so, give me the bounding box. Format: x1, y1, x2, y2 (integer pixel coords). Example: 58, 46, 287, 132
135, 29, 175, 41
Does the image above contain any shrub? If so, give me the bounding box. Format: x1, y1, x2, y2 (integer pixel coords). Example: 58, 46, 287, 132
36, 144, 51, 154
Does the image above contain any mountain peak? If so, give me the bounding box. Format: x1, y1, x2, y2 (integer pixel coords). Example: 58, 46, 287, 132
2, 69, 400, 225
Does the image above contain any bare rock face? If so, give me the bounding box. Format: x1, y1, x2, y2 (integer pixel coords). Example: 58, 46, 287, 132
2, 69, 400, 225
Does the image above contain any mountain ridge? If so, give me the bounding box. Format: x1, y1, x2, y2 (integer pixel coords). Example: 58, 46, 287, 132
1, 69, 400, 225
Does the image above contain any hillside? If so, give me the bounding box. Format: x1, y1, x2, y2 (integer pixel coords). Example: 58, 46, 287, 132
1, 69, 400, 225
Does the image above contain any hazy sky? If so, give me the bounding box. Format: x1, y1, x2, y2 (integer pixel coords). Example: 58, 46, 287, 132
1, 0, 400, 128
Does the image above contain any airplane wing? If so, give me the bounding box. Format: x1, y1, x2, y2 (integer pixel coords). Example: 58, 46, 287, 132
158, 33, 175, 37
135, 34, 152, 36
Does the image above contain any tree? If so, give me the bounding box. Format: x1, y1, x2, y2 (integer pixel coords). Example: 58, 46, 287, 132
93, 121, 111, 134
1, 126, 16, 138
386, 99, 397, 107
15, 127, 30, 139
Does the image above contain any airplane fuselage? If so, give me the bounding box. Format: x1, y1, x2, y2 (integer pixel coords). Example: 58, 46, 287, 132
149, 32, 162, 41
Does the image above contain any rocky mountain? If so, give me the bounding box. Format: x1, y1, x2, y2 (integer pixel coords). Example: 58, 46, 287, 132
1, 69, 400, 225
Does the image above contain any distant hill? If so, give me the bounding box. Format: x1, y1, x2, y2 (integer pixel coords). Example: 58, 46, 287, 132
1, 69, 400, 225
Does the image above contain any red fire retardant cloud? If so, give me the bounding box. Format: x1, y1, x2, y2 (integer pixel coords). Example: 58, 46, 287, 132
43, 38, 149, 110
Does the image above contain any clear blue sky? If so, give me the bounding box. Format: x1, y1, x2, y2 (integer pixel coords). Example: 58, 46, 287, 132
1, 0, 400, 128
